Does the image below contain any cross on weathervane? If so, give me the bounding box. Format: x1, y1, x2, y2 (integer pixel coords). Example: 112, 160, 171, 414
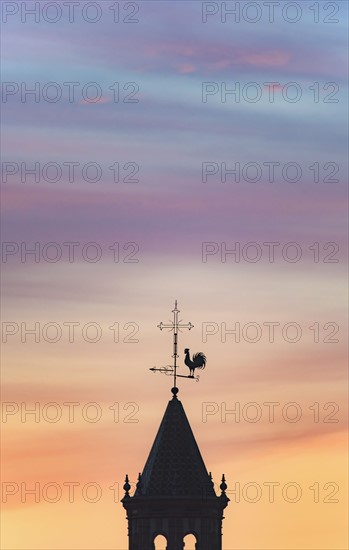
150, 301, 202, 391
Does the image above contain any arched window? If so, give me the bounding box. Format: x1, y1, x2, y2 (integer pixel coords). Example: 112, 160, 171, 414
153, 534, 167, 550
183, 533, 197, 549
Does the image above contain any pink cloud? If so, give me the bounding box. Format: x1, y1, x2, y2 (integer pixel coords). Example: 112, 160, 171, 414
236, 50, 290, 67
177, 63, 196, 74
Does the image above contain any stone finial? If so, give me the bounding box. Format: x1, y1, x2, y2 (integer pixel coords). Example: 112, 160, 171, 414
220, 473, 227, 493
123, 474, 131, 497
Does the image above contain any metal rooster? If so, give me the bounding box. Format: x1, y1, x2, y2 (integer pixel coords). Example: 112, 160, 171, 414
184, 348, 207, 378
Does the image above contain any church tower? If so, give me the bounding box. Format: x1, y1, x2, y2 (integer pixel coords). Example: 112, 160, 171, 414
121, 301, 229, 550
121, 387, 230, 550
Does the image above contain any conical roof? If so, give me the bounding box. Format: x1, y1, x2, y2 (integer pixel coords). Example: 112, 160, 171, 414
135, 393, 216, 498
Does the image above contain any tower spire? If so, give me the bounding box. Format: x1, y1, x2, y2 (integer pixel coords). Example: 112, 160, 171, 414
121, 387, 229, 549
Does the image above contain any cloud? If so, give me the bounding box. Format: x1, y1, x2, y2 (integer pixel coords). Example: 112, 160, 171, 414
236, 51, 290, 67
177, 63, 196, 74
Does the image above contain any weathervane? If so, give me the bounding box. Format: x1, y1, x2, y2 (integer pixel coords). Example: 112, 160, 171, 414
150, 301, 207, 392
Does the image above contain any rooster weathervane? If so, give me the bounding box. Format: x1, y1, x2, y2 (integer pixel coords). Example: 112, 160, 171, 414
149, 301, 206, 392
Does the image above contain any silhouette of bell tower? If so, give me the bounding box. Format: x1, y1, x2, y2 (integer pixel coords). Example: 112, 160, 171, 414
121, 386, 230, 550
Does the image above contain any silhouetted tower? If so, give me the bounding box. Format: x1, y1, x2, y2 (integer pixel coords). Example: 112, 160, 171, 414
122, 387, 230, 550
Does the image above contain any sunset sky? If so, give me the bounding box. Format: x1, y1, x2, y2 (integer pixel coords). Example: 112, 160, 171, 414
1, 1, 348, 549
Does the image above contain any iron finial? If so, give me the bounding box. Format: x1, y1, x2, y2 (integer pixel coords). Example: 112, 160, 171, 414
156, 301, 194, 391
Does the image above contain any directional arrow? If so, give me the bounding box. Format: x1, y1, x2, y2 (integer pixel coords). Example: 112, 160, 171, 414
150, 366, 199, 382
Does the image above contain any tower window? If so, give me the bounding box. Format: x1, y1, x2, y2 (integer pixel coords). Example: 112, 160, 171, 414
183, 533, 197, 549
153, 534, 167, 550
